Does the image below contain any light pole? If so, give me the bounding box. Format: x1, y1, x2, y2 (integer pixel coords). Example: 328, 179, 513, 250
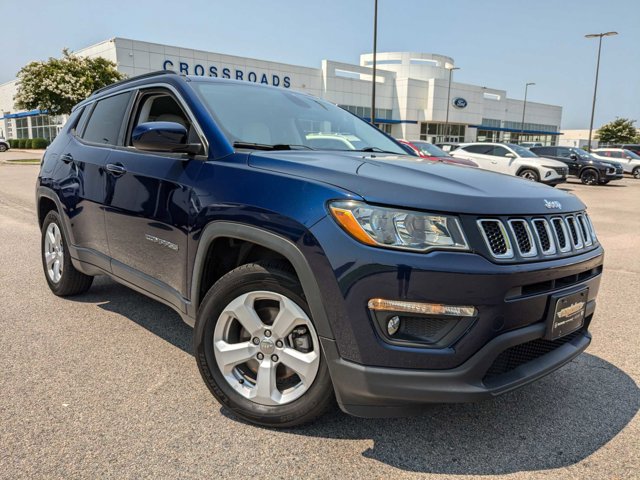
444, 66, 460, 142
370, 0, 378, 125
520, 82, 535, 142
585, 31, 618, 150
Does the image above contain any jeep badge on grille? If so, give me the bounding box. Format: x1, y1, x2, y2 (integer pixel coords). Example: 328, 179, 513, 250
544, 199, 562, 209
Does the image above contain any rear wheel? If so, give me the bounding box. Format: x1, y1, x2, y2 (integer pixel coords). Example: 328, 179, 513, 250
518, 169, 539, 182
194, 261, 334, 427
633, 167, 640, 179
580, 169, 599, 185
41, 210, 93, 296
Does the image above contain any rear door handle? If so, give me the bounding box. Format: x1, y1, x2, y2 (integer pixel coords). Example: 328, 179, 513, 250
61, 153, 74, 164
106, 163, 127, 176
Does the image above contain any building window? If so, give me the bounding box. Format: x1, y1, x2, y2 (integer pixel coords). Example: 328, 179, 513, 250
338, 105, 392, 122
419, 122, 465, 143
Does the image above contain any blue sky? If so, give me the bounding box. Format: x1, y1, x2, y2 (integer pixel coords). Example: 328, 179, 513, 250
1, 0, 637, 128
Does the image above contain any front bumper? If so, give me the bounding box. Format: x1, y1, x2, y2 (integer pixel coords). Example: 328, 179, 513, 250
324, 314, 592, 416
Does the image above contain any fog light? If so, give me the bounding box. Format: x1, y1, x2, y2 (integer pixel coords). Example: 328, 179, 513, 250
368, 298, 477, 317
546, 171, 552, 177
387, 316, 401, 336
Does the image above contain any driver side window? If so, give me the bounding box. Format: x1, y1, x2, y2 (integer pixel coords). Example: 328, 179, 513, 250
491, 146, 510, 157
130, 91, 203, 154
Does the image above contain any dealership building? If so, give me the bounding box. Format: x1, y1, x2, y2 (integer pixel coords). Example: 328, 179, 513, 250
0, 37, 563, 145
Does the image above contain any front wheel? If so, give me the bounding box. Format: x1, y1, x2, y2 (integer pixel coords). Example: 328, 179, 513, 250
0, 143, 8, 152
518, 169, 540, 182
633, 167, 640, 179
194, 261, 334, 427
580, 169, 599, 185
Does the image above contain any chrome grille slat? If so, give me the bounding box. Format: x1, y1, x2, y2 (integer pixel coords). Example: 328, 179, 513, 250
565, 216, 583, 249
477, 220, 513, 259
551, 217, 571, 252
576, 214, 593, 246
508, 220, 537, 257
532, 219, 556, 255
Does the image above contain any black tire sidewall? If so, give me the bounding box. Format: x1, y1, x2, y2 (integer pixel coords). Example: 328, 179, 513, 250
194, 262, 333, 427
633, 167, 640, 179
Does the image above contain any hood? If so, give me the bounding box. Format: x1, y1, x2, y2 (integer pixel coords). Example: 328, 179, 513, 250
248, 151, 585, 215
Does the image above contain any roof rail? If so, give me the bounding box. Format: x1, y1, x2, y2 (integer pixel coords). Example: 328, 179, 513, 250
91, 70, 179, 96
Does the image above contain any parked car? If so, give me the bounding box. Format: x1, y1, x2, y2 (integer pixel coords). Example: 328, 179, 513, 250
606, 144, 640, 157
591, 148, 640, 178
305, 133, 363, 151
36, 72, 603, 427
520, 142, 543, 148
435, 142, 462, 152
398, 139, 478, 167
0, 138, 9, 152
451, 142, 568, 185
530, 146, 623, 185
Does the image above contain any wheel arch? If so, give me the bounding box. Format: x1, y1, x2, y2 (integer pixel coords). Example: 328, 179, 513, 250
515, 166, 540, 177
190, 222, 334, 339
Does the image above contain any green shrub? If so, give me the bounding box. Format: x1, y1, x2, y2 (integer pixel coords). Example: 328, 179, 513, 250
31, 138, 49, 149
8, 139, 19, 148
17, 139, 26, 148
24, 139, 33, 149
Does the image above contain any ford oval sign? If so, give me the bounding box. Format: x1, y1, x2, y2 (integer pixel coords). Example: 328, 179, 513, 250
452, 97, 468, 109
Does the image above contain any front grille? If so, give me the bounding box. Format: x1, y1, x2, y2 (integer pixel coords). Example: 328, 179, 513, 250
477, 213, 596, 261
551, 166, 568, 176
483, 330, 583, 383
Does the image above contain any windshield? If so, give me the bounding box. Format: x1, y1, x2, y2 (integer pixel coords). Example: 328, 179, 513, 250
192, 81, 405, 154
509, 144, 539, 158
411, 141, 449, 158
572, 148, 598, 160
624, 149, 640, 159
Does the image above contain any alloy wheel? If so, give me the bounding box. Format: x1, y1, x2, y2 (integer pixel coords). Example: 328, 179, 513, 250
213, 291, 320, 406
43, 222, 64, 283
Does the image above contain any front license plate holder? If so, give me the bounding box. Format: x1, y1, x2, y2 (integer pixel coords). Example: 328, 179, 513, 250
545, 288, 588, 340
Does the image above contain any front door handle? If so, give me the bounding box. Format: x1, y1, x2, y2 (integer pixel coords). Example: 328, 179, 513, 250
60, 153, 74, 164
106, 163, 127, 176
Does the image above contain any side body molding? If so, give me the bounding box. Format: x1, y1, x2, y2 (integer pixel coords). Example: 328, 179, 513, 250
189, 221, 334, 339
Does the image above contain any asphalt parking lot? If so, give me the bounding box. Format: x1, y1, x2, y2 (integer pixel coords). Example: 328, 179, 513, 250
1, 156, 638, 479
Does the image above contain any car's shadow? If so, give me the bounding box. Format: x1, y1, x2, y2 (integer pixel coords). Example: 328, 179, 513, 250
72, 276, 639, 476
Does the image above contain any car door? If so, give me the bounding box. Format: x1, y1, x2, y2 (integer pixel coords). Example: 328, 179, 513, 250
54, 92, 134, 272
103, 87, 205, 306
486, 145, 515, 175
454, 145, 495, 171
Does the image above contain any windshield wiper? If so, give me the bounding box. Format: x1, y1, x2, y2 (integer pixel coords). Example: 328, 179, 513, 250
356, 147, 398, 154
233, 142, 313, 151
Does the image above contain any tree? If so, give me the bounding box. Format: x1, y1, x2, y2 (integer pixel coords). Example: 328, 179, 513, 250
595, 118, 640, 145
14, 49, 124, 116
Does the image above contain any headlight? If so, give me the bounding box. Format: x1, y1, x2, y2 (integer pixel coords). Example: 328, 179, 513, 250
328, 201, 469, 252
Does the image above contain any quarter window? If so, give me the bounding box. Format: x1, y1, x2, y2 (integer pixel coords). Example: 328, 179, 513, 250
81, 92, 132, 145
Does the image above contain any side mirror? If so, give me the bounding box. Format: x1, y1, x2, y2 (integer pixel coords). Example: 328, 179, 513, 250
569, 154, 578, 160
132, 122, 201, 155
627, 156, 633, 160
505, 152, 516, 159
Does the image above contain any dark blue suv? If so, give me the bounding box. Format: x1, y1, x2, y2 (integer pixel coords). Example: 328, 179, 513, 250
36, 72, 604, 427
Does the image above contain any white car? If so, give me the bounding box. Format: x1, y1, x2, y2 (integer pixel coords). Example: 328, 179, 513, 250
591, 148, 640, 178
451, 142, 568, 185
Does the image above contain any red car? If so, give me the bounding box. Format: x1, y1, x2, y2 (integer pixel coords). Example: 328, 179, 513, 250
397, 139, 478, 167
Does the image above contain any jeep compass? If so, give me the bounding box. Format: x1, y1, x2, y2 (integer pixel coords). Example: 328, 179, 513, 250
36, 72, 603, 427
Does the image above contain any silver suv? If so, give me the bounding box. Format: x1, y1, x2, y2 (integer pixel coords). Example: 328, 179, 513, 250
451, 143, 568, 185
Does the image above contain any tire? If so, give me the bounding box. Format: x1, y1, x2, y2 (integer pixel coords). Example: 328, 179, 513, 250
580, 169, 599, 185
518, 169, 540, 182
41, 210, 93, 296
194, 260, 334, 427
633, 167, 640, 179
0, 143, 8, 152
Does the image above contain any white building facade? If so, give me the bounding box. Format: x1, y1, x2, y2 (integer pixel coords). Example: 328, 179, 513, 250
0, 37, 563, 145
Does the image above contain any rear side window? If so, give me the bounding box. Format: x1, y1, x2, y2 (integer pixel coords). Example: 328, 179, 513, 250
81, 92, 132, 145
534, 147, 555, 156
463, 144, 494, 154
